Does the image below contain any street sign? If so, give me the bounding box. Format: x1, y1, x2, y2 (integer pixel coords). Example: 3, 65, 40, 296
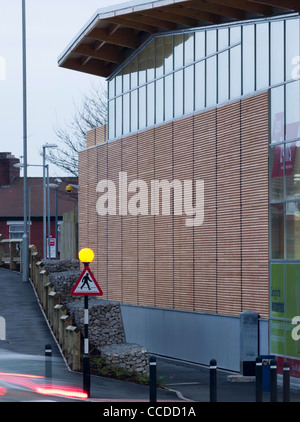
71, 266, 103, 296
47, 235, 56, 259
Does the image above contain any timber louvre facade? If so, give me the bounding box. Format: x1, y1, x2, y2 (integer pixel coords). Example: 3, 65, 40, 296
80, 92, 269, 317
59, 0, 300, 373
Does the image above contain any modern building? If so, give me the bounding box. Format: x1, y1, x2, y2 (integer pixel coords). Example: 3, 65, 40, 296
59, 0, 300, 376
0, 152, 78, 259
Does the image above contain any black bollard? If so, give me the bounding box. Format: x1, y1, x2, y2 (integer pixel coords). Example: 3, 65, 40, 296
149, 356, 157, 402
45, 344, 52, 386
255, 356, 263, 402
270, 359, 277, 402
283, 360, 290, 402
210, 359, 217, 402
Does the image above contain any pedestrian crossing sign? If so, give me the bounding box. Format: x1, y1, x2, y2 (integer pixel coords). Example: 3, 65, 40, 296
71, 266, 103, 296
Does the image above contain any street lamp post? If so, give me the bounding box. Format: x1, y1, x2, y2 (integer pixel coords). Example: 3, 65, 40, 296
48, 183, 59, 259
22, 0, 28, 282
42, 144, 57, 260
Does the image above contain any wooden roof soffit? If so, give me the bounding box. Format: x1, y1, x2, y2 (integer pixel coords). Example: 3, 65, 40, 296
58, 0, 299, 79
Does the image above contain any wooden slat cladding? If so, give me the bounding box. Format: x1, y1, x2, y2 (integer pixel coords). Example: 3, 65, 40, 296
96, 143, 108, 298
137, 130, 155, 306
194, 109, 217, 313
217, 101, 242, 315
241, 93, 269, 316
173, 117, 194, 311
154, 123, 174, 309
86, 125, 107, 148
79, 92, 269, 318
107, 140, 122, 301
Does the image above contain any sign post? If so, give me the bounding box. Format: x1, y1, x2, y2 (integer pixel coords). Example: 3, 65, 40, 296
71, 248, 103, 398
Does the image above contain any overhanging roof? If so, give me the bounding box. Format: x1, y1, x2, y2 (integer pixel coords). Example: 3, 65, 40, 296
58, 0, 300, 79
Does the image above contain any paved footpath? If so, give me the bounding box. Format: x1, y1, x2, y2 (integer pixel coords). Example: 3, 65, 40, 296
0, 267, 180, 402
0, 267, 300, 404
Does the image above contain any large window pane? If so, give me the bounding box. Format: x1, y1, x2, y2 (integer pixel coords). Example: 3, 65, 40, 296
286, 80, 300, 141
131, 89, 138, 132
270, 144, 284, 201
206, 29, 217, 55
195, 61, 205, 111
156, 37, 164, 78
230, 26, 241, 45
286, 19, 300, 82
243, 24, 255, 95
123, 63, 130, 92
165, 74, 173, 121
131, 56, 138, 89
218, 51, 229, 103
218, 27, 229, 51
174, 70, 183, 117
270, 203, 284, 259
286, 264, 300, 318
206, 56, 217, 107
286, 202, 300, 259
139, 86, 146, 130
270, 320, 285, 356
270, 86, 284, 143
285, 141, 300, 200
164, 36, 173, 74
155, 78, 164, 124
108, 79, 115, 99
271, 20, 284, 85
139, 49, 146, 85
115, 73, 122, 96
108, 100, 115, 139
123, 93, 130, 135
195, 31, 205, 61
230, 45, 241, 99
184, 65, 194, 114
147, 40, 155, 82
184, 33, 194, 66
174, 34, 183, 70
256, 23, 269, 90
270, 263, 284, 319
115, 96, 122, 137
147, 82, 155, 127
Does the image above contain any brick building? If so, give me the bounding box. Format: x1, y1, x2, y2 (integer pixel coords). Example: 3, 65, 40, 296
0, 152, 77, 258
58, 1, 300, 375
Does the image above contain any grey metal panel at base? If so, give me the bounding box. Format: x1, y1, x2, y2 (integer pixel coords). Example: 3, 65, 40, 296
121, 304, 241, 371
121, 304, 270, 372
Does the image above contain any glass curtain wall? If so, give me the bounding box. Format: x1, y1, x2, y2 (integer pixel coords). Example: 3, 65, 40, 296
108, 23, 246, 139
107, 16, 298, 141
269, 17, 300, 363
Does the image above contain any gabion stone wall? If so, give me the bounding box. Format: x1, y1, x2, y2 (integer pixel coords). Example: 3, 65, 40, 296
44, 259, 149, 375
67, 299, 126, 347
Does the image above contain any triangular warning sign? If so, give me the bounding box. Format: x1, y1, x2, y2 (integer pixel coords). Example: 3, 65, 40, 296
71, 266, 103, 296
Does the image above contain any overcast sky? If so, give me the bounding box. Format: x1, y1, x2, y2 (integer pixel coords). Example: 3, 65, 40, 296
0, 0, 128, 177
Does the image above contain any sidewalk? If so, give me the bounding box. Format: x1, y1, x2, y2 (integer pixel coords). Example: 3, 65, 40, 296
0, 267, 299, 402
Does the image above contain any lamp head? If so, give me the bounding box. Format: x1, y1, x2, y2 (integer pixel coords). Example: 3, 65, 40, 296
78, 248, 94, 264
